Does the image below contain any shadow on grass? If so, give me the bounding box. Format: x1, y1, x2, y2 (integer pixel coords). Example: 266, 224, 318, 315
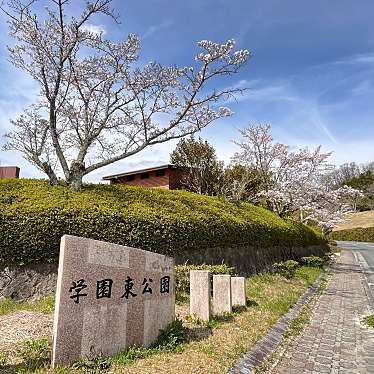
246, 299, 259, 308
188, 325, 213, 342
1, 359, 50, 374
186, 301, 252, 342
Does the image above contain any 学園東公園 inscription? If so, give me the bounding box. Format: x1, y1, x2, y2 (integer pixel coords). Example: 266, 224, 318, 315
52, 235, 175, 368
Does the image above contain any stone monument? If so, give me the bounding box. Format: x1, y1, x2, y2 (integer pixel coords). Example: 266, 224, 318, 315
190, 270, 211, 321
231, 276, 246, 307
212, 274, 232, 315
52, 235, 175, 367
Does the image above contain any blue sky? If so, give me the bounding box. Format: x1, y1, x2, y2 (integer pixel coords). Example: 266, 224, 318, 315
1, 0, 374, 181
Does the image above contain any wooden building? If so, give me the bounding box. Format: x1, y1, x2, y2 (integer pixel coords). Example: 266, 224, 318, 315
0, 166, 20, 179
102, 164, 186, 190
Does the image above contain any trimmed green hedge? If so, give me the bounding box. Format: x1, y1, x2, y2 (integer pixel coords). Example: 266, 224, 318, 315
0, 179, 324, 266
331, 227, 374, 243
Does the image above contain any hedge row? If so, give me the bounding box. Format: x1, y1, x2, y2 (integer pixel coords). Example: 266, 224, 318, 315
0, 179, 325, 266
331, 227, 374, 243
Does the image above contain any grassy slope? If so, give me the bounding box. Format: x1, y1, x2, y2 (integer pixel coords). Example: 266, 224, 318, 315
333, 211, 374, 231
0, 296, 54, 316
332, 211, 374, 242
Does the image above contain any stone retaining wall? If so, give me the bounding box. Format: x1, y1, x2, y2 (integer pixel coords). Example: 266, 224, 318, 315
175, 244, 328, 275
0, 244, 328, 301
0, 263, 57, 301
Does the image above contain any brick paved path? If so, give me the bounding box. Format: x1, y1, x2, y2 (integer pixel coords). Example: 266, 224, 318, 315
272, 250, 374, 374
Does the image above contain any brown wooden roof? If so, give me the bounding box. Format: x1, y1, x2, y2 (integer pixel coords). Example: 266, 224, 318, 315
102, 164, 177, 180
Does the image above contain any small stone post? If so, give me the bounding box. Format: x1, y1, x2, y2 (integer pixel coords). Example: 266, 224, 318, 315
231, 276, 246, 307
212, 274, 232, 315
190, 270, 211, 321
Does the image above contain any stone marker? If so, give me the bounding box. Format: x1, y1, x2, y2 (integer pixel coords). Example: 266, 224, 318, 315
231, 276, 246, 307
52, 235, 175, 367
212, 274, 232, 315
190, 270, 211, 321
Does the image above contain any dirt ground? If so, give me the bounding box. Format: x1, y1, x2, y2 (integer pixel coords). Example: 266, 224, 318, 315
0, 311, 53, 362
0, 304, 190, 364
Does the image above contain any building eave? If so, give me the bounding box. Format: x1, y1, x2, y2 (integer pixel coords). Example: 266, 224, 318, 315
102, 164, 177, 181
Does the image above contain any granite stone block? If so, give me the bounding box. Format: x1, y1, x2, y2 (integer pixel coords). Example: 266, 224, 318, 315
52, 235, 175, 367
213, 274, 232, 315
231, 276, 246, 307
189, 270, 211, 321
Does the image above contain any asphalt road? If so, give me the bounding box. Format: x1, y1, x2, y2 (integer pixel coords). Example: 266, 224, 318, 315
337, 241, 374, 267
337, 240, 374, 308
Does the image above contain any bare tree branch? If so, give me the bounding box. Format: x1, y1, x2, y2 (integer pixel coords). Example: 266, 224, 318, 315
2, 0, 249, 189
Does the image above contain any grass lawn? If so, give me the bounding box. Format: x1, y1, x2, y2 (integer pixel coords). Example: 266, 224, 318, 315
0, 296, 55, 316
0, 266, 323, 374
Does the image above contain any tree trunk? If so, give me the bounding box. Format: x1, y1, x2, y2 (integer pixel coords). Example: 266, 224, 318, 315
67, 161, 85, 191
42, 162, 59, 186
68, 174, 83, 191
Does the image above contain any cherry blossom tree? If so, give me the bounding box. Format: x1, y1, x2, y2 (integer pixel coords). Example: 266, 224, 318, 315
1, 0, 249, 190
232, 124, 363, 236
300, 186, 363, 236
232, 124, 333, 215
335, 185, 364, 212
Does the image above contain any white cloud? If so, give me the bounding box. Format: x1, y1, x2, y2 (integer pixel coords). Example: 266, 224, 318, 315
351, 79, 373, 96
227, 78, 339, 144
143, 20, 173, 40
334, 53, 374, 65
81, 23, 106, 35
285, 136, 374, 167
227, 79, 299, 103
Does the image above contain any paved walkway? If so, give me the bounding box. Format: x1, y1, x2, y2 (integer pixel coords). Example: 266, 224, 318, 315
272, 250, 374, 374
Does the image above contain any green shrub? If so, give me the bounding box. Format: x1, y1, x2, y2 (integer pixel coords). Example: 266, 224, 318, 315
0, 352, 7, 367
175, 264, 235, 296
273, 260, 300, 279
363, 314, 374, 328
331, 227, 374, 243
0, 179, 324, 266
151, 318, 188, 352
72, 355, 112, 372
17, 338, 51, 372
300, 256, 325, 268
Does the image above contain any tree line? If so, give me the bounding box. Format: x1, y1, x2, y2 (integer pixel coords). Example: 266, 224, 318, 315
170, 124, 368, 236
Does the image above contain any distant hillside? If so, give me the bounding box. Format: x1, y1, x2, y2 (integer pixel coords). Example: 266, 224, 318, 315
332, 211, 374, 243
333, 211, 374, 231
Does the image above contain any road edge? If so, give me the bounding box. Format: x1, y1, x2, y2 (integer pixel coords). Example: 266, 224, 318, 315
228, 267, 329, 374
